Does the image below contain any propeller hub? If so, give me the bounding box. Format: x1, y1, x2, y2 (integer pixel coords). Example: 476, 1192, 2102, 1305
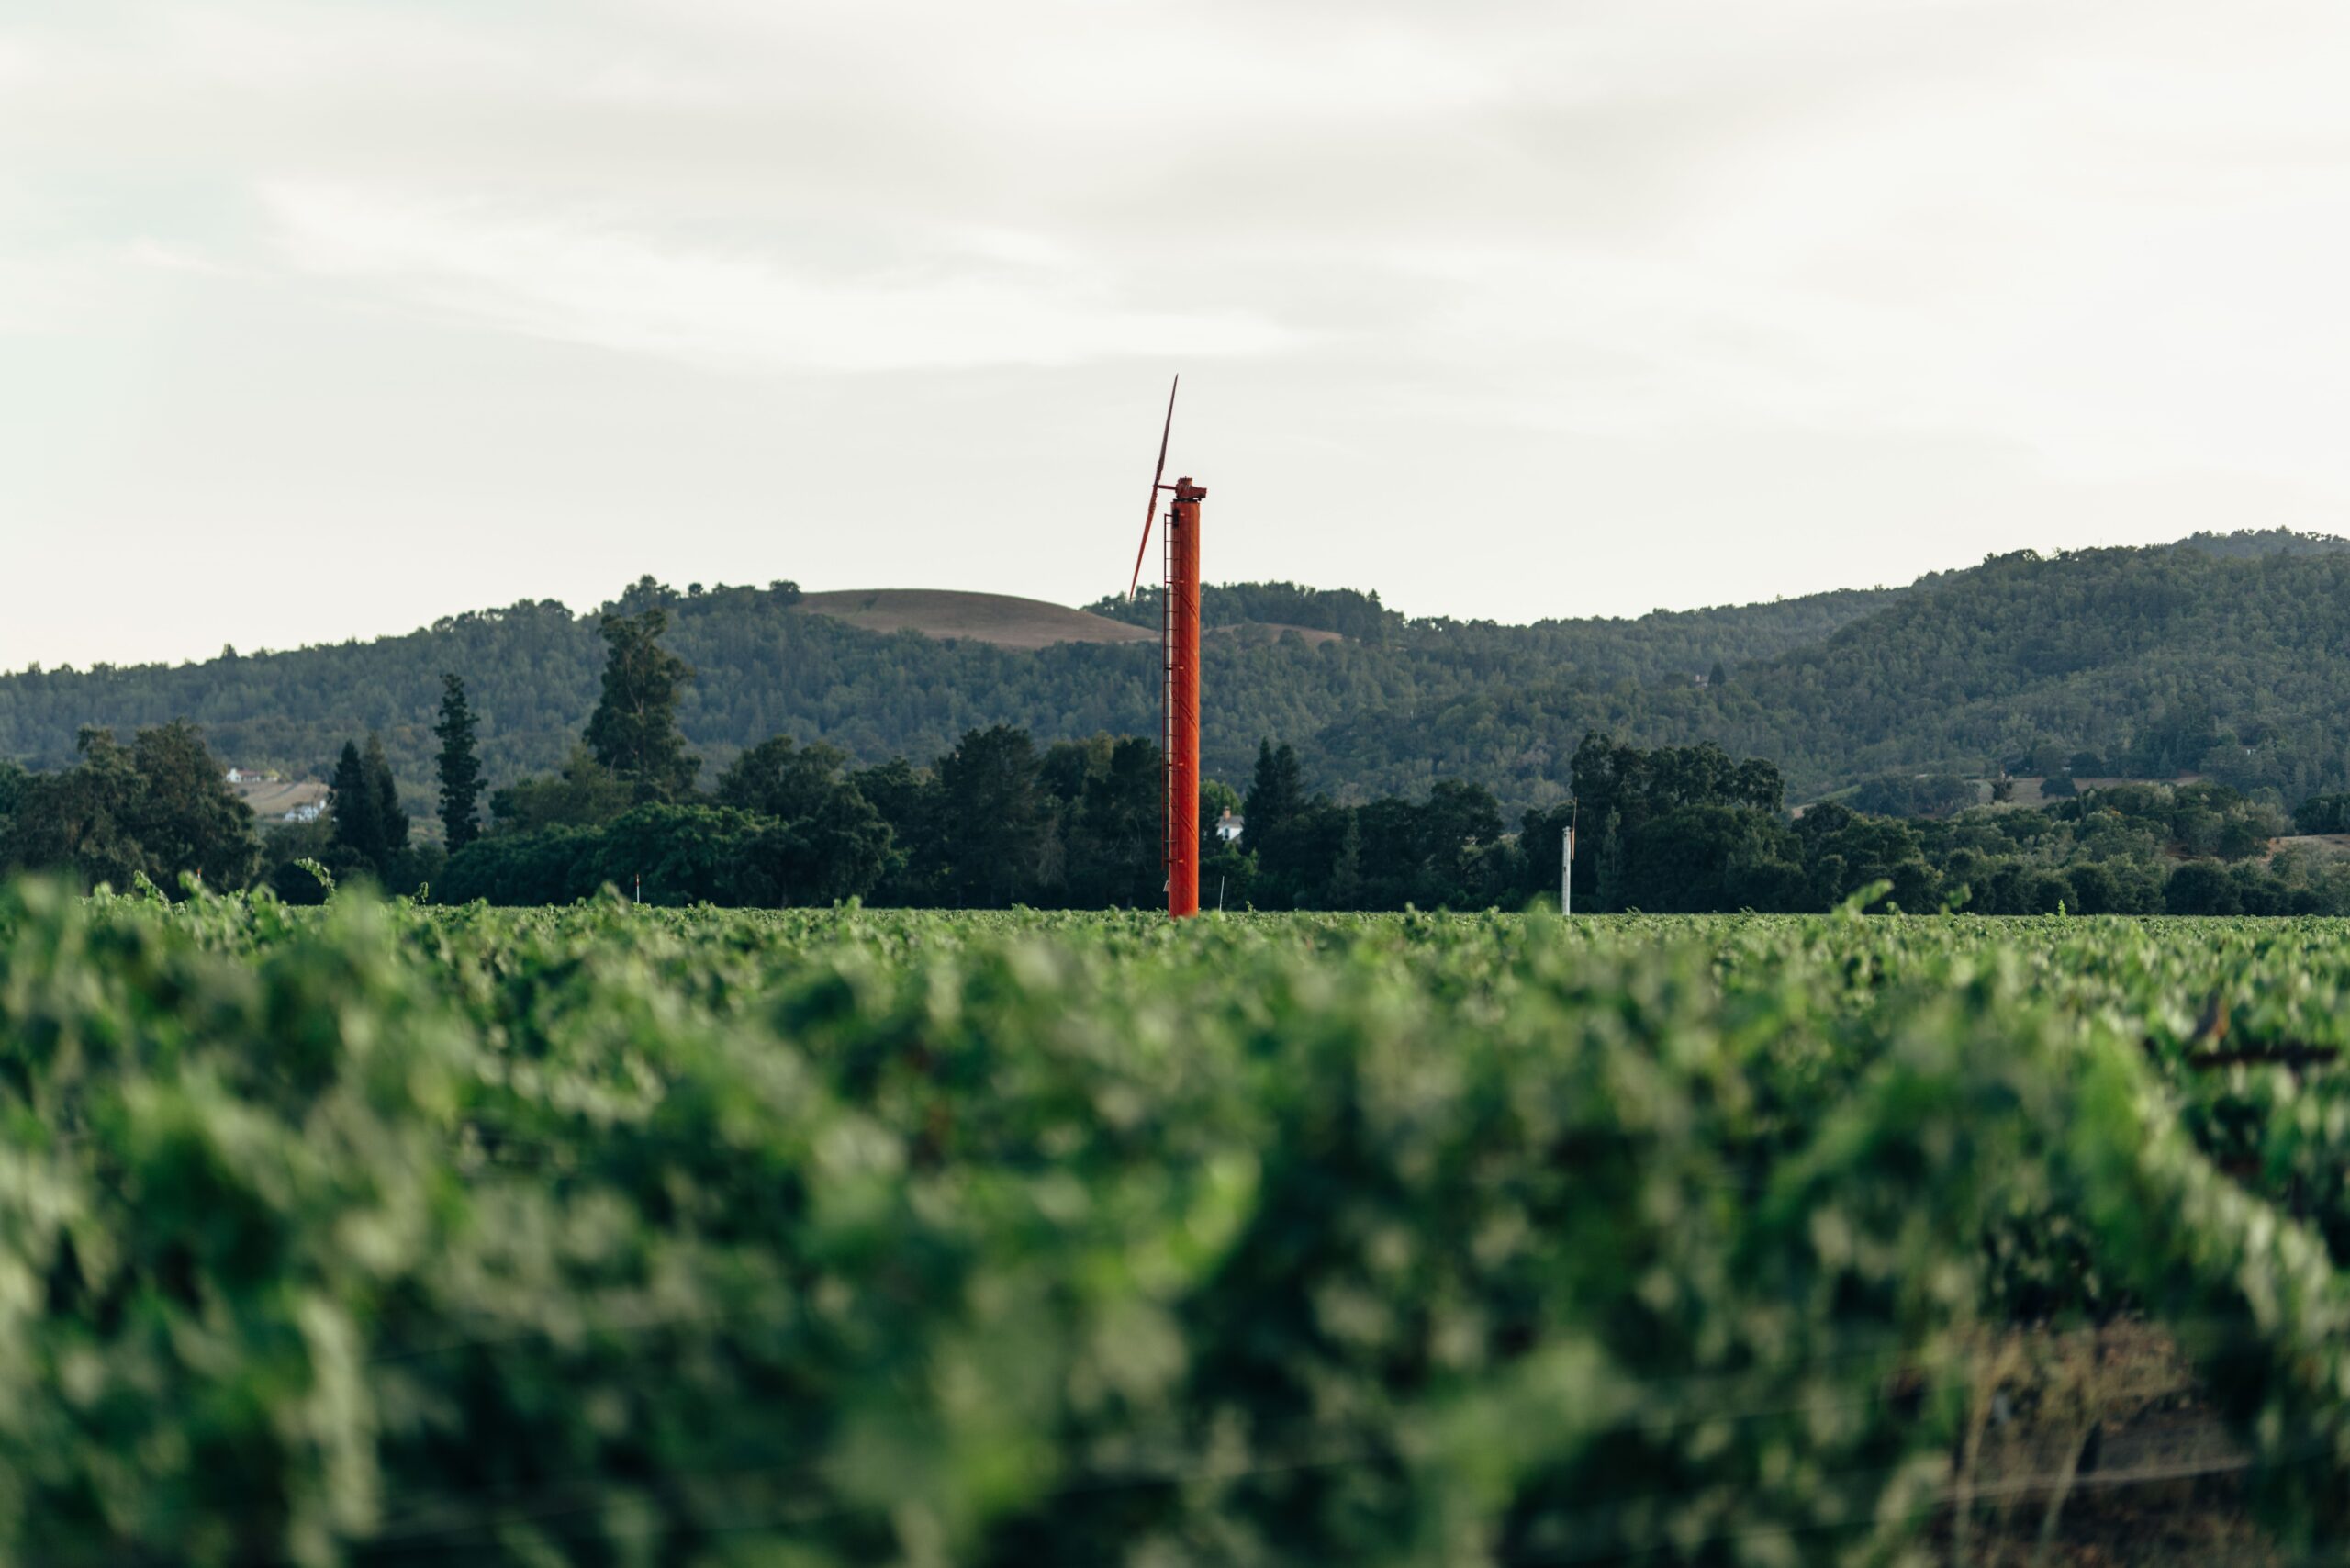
1172, 476, 1207, 500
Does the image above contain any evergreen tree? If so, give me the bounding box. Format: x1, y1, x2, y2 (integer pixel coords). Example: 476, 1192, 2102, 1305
1328, 811, 1363, 908
329, 741, 380, 867
1243, 740, 1304, 850
933, 725, 1051, 906
585, 609, 700, 801
365, 733, 408, 861
1595, 808, 1626, 913
328, 734, 408, 877
1064, 735, 1161, 907
434, 672, 484, 851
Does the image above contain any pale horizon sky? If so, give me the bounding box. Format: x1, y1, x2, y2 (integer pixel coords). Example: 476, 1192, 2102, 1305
8, 0, 2350, 673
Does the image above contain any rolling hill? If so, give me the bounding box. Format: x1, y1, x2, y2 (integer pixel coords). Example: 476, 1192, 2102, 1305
789, 589, 1155, 650
5, 530, 2349, 820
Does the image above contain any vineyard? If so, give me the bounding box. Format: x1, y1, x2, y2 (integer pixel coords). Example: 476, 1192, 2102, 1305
7, 887, 2350, 1563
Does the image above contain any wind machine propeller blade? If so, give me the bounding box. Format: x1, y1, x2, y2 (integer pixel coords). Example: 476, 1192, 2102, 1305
1127, 375, 1180, 599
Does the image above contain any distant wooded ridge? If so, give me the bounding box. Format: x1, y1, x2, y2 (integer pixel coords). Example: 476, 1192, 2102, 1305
4, 527, 2349, 818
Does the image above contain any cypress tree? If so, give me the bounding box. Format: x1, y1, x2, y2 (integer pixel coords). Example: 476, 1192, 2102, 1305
329, 741, 380, 867
1595, 808, 1626, 913
434, 673, 485, 851
1243, 739, 1304, 850
1328, 811, 1363, 908
330, 734, 408, 876
364, 733, 408, 863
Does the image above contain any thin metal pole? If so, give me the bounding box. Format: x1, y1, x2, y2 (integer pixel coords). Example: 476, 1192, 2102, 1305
1561, 826, 1572, 915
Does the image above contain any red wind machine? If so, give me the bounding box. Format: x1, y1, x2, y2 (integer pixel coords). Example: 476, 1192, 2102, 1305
1125, 376, 1206, 918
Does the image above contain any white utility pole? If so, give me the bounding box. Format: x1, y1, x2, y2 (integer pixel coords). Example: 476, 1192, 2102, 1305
1561, 823, 1574, 914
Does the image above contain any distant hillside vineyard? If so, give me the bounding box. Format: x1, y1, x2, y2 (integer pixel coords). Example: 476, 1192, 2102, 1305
5, 530, 2350, 816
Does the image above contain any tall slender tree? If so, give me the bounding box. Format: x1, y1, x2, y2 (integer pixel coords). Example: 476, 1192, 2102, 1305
434, 673, 485, 851
585, 609, 700, 801
330, 734, 408, 877
1242, 739, 1305, 851
1327, 811, 1364, 908
329, 741, 379, 868
364, 733, 409, 861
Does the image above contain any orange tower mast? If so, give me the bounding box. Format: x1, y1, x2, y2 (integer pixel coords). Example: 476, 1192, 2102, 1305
1127, 378, 1206, 918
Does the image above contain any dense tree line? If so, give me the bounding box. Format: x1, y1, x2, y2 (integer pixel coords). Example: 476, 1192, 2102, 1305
6, 697, 2347, 915
1521, 741, 2336, 916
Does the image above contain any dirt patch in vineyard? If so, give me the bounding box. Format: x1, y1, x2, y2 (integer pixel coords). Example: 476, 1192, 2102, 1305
1943, 1320, 2275, 1566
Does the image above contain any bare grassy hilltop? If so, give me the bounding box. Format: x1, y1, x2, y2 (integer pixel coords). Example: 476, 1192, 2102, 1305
790, 589, 1350, 653
789, 589, 1155, 651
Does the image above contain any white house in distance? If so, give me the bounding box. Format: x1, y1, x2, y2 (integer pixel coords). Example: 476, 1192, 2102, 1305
222, 768, 329, 823
1216, 810, 1245, 845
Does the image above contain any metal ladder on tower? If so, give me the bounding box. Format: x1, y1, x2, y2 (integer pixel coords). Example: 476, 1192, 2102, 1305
1160, 508, 1176, 884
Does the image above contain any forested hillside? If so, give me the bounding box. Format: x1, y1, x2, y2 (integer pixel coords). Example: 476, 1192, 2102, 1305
1680, 540, 2350, 800
0, 575, 1894, 814
5, 530, 2349, 812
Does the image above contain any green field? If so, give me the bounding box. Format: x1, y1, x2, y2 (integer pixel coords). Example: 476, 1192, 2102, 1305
11, 887, 2350, 1563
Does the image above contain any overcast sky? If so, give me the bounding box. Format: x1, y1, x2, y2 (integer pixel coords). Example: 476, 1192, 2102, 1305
6, 0, 2350, 672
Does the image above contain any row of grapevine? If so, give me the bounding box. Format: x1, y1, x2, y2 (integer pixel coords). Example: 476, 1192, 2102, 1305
2, 886, 2348, 1562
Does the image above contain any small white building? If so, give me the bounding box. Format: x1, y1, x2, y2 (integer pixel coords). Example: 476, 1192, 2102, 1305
1215, 810, 1245, 845
283, 802, 324, 824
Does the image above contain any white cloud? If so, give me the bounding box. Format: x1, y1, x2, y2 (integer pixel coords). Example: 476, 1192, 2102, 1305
260, 183, 1296, 373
